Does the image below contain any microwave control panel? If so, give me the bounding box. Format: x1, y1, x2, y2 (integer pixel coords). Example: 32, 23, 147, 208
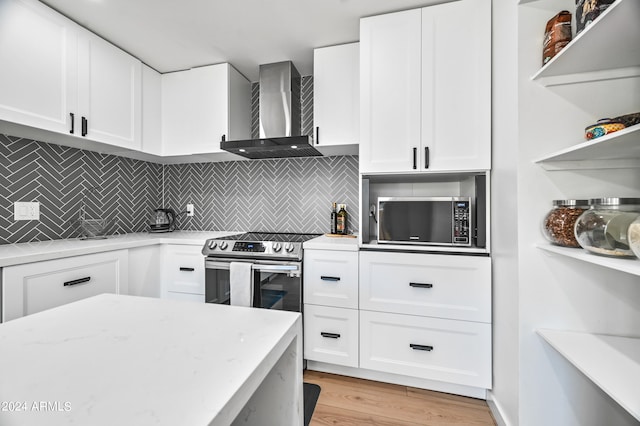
453, 201, 471, 245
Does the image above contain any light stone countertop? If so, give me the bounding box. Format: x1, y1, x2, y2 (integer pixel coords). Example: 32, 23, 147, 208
303, 234, 359, 251
0, 293, 303, 426
0, 231, 242, 267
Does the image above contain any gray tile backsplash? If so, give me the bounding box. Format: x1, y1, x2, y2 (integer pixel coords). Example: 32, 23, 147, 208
164, 155, 359, 234
0, 134, 162, 244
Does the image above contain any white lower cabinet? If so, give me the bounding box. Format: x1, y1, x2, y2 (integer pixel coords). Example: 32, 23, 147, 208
359, 251, 491, 323
161, 245, 205, 301
1, 250, 128, 321
304, 250, 359, 309
359, 310, 491, 388
304, 304, 359, 367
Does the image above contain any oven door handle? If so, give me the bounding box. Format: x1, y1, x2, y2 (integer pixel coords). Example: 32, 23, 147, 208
205, 260, 300, 274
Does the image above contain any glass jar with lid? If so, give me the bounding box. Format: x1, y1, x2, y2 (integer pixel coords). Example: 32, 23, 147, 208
542, 199, 589, 247
574, 198, 640, 258
628, 215, 640, 259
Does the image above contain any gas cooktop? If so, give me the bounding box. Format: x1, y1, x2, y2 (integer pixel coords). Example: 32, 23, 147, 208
202, 232, 321, 261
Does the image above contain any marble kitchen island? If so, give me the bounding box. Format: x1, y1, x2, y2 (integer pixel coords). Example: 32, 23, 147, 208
0, 294, 303, 426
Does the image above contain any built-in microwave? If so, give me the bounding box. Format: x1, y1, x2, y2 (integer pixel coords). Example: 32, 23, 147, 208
377, 196, 472, 246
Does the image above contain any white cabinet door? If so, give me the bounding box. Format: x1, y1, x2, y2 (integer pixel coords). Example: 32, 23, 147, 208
313, 43, 359, 147
420, 0, 491, 171
0, 0, 77, 134
359, 251, 491, 323
162, 63, 250, 156
360, 310, 491, 388
304, 304, 359, 367
303, 249, 358, 309
78, 32, 142, 150
161, 245, 205, 298
2, 250, 128, 321
128, 245, 161, 298
141, 64, 162, 155
360, 9, 422, 173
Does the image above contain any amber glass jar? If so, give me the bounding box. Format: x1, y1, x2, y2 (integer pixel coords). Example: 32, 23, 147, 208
542, 200, 589, 247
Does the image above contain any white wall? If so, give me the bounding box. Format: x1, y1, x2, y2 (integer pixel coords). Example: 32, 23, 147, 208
517, 1, 640, 425
488, 0, 520, 424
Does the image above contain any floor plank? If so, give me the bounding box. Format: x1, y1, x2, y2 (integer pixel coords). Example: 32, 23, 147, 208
304, 370, 496, 426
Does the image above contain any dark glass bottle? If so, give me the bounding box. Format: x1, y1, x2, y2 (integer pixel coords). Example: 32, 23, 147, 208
330, 202, 337, 234
336, 204, 347, 235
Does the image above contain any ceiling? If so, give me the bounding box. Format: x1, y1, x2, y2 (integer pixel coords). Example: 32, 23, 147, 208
40, 0, 446, 82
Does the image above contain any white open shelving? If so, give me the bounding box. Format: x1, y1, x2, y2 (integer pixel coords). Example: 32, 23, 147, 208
537, 243, 640, 276
534, 123, 640, 170
531, 0, 640, 86
537, 329, 640, 422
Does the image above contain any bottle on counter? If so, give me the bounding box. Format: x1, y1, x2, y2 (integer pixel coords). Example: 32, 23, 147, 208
330, 202, 337, 234
336, 204, 348, 235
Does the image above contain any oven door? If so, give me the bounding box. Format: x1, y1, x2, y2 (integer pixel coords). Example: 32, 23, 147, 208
204, 258, 302, 312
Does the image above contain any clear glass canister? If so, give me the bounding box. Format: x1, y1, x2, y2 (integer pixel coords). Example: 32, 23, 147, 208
628, 215, 640, 259
542, 199, 589, 247
574, 198, 640, 258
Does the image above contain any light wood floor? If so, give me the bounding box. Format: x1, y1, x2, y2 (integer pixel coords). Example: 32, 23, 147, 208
303, 370, 496, 426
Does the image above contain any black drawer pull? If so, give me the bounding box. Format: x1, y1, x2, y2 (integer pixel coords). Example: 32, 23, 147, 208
64, 277, 91, 287
410, 344, 433, 352
180, 267, 195, 272
321, 332, 341, 339
320, 276, 340, 282
409, 282, 433, 289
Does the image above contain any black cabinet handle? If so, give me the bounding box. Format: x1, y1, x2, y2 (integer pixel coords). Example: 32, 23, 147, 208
221, 134, 226, 142
425, 147, 430, 169
321, 332, 341, 339
69, 112, 75, 134
81, 116, 88, 136
409, 282, 433, 289
180, 267, 195, 272
64, 277, 91, 287
320, 276, 340, 282
410, 344, 433, 352
412, 147, 417, 170
316, 126, 320, 145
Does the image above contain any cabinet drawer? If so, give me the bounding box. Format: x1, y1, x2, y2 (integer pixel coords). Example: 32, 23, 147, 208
360, 251, 491, 322
162, 245, 205, 295
2, 250, 128, 321
360, 310, 491, 388
303, 250, 358, 308
304, 304, 359, 368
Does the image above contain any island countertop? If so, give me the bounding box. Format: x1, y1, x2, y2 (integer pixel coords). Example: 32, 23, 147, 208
0, 294, 303, 426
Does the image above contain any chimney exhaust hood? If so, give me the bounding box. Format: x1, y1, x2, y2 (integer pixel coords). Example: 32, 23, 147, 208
220, 61, 322, 160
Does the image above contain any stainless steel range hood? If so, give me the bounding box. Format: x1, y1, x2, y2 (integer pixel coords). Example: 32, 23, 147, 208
220, 61, 321, 160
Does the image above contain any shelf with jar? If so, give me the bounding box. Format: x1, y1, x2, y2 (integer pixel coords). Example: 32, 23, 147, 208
530, 0, 640, 86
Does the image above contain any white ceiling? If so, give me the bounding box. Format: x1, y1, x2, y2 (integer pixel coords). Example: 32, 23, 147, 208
40, 0, 446, 82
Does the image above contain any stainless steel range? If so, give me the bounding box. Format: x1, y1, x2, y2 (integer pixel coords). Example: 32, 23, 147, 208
202, 232, 320, 312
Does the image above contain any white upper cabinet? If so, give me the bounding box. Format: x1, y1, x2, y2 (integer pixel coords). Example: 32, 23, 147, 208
161, 64, 250, 156
313, 43, 359, 147
360, 0, 491, 173
77, 32, 142, 150
360, 9, 422, 173
0, 0, 77, 134
141, 64, 163, 155
0, 0, 142, 150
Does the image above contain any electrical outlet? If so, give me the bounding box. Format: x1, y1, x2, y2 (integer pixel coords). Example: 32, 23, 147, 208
186, 203, 194, 217
14, 201, 40, 221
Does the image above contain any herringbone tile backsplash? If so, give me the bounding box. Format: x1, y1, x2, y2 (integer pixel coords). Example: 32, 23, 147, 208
0, 134, 162, 244
0, 137, 358, 243
164, 155, 359, 234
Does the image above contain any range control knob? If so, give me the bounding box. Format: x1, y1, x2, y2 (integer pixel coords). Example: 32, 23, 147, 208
208, 240, 217, 250
220, 241, 228, 250
273, 242, 282, 252
284, 243, 294, 253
